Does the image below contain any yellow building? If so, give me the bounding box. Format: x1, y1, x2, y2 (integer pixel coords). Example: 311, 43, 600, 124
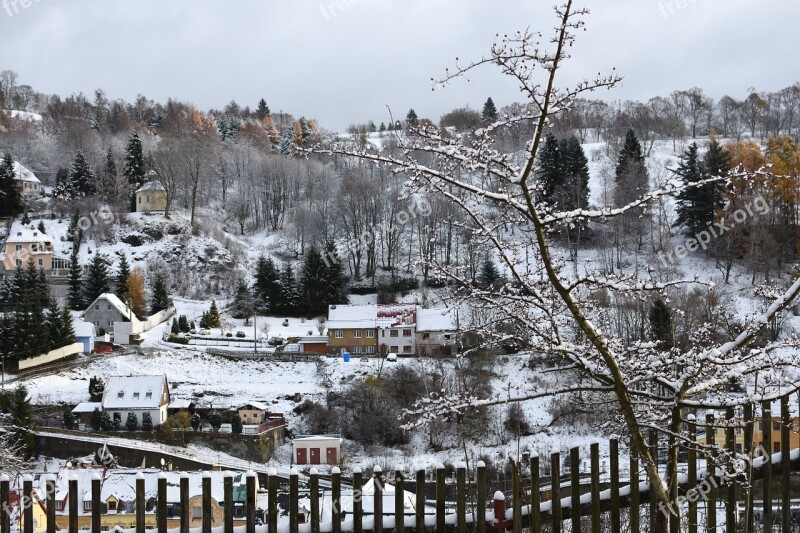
135, 181, 168, 213
699, 416, 800, 454
2, 223, 54, 271
327, 305, 378, 355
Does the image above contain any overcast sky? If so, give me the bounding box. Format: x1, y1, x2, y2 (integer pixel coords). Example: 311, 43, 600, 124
2, 0, 797, 132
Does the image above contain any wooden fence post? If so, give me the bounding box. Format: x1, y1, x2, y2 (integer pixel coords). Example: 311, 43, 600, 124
68, 476, 78, 533
395, 466, 405, 533
648, 429, 658, 533
493, 491, 506, 530
742, 405, 754, 533
158, 472, 168, 533
373, 466, 384, 533
0, 474, 9, 533
705, 414, 717, 533
44, 474, 55, 533
629, 449, 639, 533
511, 460, 521, 533
550, 450, 561, 533
202, 472, 212, 533
180, 472, 190, 533
529, 455, 540, 533
609, 439, 620, 533
136, 473, 146, 533
570, 447, 580, 533
353, 467, 363, 533
761, 400, 773, 532
310, 468, 320, 533
223, 472, 233, 533
22, 475, 32, 533
781, 395, 791, 532
590, 442, 601, 533
92, 472, 102, 533
331, 467, 341, 533
476, 461, 487, 533
289, 468, 299, 533
725, 406, 735, 533
415, 469, 426, 533
686, 416, 698, 533
436, 463, 446, 533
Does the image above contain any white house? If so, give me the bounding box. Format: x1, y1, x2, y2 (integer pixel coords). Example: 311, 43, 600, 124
101, 375, 171, 427
12, 161, 44, 199
415, 308, 459, 356
377, 304, 416, 356
73, 320, 96, 354
292, 435, 341, 465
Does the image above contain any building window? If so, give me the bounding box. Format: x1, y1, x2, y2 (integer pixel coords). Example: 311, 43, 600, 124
422, 333, 430, 340
133, 392, 140, 399
108, 321, 114, 327
38, 259, 43, 267
353, 346, 361, 353
193, 507, 202, 519
118, 391, 124, 398
84, 501, 92, 511
14, 245, 21, 252
390, 330, 398, 337
146, 392, 152, 399
55, 501, 63, 511
403, 330, 412, 337
107, 501, 117, 511
403, 346, 413, 353
108, 304, 112, 310
95, 305, 99, 310
774, 442, 781, 453
390, 346, 399, 352
335, 330, 343, 339
773, 421, 781, 431
354, 330, 362, 339
15, 259, 21, 267
366, 330, 375, 338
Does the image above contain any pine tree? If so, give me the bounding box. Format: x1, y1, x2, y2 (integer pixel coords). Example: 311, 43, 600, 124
0, 385, 37, 456
299, 247, 326, 316
69, 151, 96, 197
207, 299, 221, 328
45, 299, 68, 350
649, 299, 673, 349
100, 147, 117, 202
150, 273, 172, 314
673, 143, 707, 237
536, 134, 562, 205
478, 257, 502, 288
614, 129, 649, 200
320, 241, 348, 307
700, 135, 729, 219
230, 281, 255, 319
142, 412, 153, 431
0, 153, 22, 217
178, 315, 190, 333
405, 109, 419, 129
83, 255, 111, 308
123, 132, 146, 190
231, 414, 243, 434
124, 267, 147, 317
126, 412, 138, 431
256, 98, 271, 120
481, 97, 498, 123
278, 130, 293, 155
89, 376, 105, 402
278, 264, 298, 315
171, 317, 180, 334
115, 255, 130, 299
67, 248, 83, 310
52, 167, 74, 200
379, 122, 387, 133
558, 136, 590, 211
254, 256, 281, 312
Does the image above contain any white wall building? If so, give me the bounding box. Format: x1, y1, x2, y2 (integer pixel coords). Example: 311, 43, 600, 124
101, 375, 171, 427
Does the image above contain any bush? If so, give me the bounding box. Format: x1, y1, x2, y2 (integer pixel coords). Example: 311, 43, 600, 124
90, 408, 102, 430
126, 412, 138, 431
208, 411, 222, 432
63, 410, 75, 430
167, 335, 189, 345
142, 412, 153, 431
231, 415, 243, 434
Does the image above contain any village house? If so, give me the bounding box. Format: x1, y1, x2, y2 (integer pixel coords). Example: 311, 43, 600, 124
377, 304, 416, 355
237, 401, 269, 425
81, 293, 137, 339
12, 161, 44, 199
326, 304, 378, 355
416, 308, 460, 356
292, 435, 341, 466
1, 223, 54, 272
135, 181, 167, 213
297, 335, 328, 353
101, 375, 171, 427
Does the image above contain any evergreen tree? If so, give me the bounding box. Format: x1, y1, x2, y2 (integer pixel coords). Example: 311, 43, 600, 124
82, 255, 112, 308
89, 376, 105, 402
253, 256, 281, 312
52, 167, 74, 200
90, 407, 102, 431
478, 257, 502, 289
278, 130, 293, 155
278, 264, 298, 315
256, 98, 271, 120
208, 411, 222, 432
0, 385, 37, 457
171, 317, 180, 334
190, 413, 201, 431
299, 247, 327, 316
150, 273, 172, 314
320, 241, 348, 307
379, 122, 386, 133
37, 220, 45, 234
207, 299, 221, 328
115, 255, 130, 299
231, 414, 243, 434
126, 412, 138, 431
230, 280, 255, 319
63, 410, 75, 430
123, 132, 146, 190
0, 153, 22, 217
536, 134, 562, 205
69, 151, 96, 197
673, 143, 708, 237
178, 315, 190, 333
45, 299, 67, 350
142, 412, 153, 431
100, 411, 113, 431
481, 97, 498, 123
100, 147, 117, 202
558, 136, 591, 212
405, 109, 419, 129
700, 135, 729, 219
614, 129, 649, 202
67, 248, 83, 310
60, 305, 76, 347
649, 299, 673, 349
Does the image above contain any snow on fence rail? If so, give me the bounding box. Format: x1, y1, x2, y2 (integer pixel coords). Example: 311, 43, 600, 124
13, 392, 800, 532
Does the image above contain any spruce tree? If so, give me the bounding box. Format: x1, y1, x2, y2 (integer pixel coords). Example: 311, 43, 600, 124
83, 255, 112, 307
256, 98, 270, 120
126, 412, 138, 431
379, 122, 387, 132
674, 143, 707, 237
614, 129, 649, 210
701, 135, 729, 218
0, 153, 22, 217
67, 248, 83, 310
278, 264, 298, 315
320, 241, 348, 307
230, 281, 255, 319
536, 134, 562, 205
69, 151, 96, 197
278, 130, 293, 156
142, 412, 153, 431
649, 299, 673, 349
150, 273, 172, 314
101, 147, 117, 202
123, 132, 146, 190
115, 255, 130, 299
478, 257, 502, 288
52, 167, 74, 200
558, 136, 590, 211
299, 247, 326, 316
207, 299, 221, 328
481, 97, 498, 123
405, 109, 419, 129
254, 256, 281, 312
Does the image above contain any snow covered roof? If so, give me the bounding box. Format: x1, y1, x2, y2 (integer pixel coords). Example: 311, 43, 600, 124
135, 181, 166, 193
81, 293, 133, 319
12, 162, 41, 183
72, 402, 102, 414
100, 469, 253, 503
238, 401, 269, 411
298, 336, 328, 344
9, 110, 43, 122
327, 304, 377, 329
5, 222, 52, 244
101, 375, 168, 410
292, 435, 342, 443
73, 320, 96, 338
168, 399, 193, 410
416, 308, 457, 332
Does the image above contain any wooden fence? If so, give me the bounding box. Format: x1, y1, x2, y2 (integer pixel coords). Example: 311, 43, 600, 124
3, 393, 800, 533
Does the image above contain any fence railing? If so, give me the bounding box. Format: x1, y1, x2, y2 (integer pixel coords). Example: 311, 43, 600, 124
6, 392, 800, 533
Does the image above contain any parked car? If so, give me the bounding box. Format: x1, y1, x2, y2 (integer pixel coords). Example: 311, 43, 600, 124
189, 329, 197, 334
236, 331, 246, 338
199, 329, 211, 336
268, 337, 285, 346
386, 352, 398, 362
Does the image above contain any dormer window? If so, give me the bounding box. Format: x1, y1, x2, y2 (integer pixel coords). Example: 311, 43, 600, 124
133, 392, 140, 399
145, 392, 152, 399
118, 391, 124, 398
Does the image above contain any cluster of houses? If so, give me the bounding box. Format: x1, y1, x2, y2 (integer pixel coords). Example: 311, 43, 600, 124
70, 375, 285, 436
323, 304, 460, 357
